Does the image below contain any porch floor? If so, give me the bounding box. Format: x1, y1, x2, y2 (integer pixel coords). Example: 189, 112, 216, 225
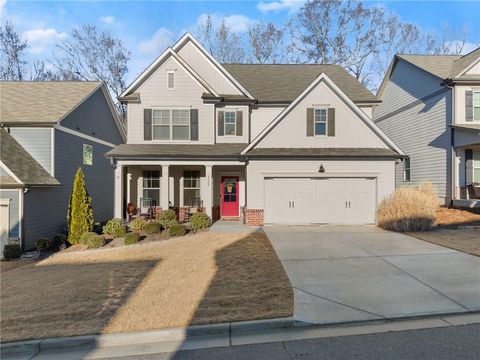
210, 220, 263, 234
452, 199, 480, 209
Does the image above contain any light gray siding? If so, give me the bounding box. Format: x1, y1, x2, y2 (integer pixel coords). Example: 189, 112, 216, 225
374, 60, 452, 203
0, 190, 20, 238
9, 127, 52, 174
22, 130, 115, 249
61, 88, 123, 145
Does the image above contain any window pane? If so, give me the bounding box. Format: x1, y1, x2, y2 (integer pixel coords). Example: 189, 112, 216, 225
184, 189, 201, 206
143, 189, 159, 205
473, 92, 480, 106
225, 112, 236, 123
184, 179, 192, 188
173, 126, 189, 140
404, 170, 411, 182
315, 122, 326, 135
474, 169, 480, 182
225, 123, 236, 135
474, 107, 480, 121
168, 72, 175, 89
153, 110, 170, 125
153, 125, 170, 140
315, 109, 326, 122
172, 110, 189, 125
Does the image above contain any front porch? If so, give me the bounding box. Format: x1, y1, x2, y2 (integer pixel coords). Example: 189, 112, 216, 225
114, 161, 246, 222
453, 144, 480, 205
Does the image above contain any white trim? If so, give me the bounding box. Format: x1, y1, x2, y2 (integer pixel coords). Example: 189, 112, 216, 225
313, 107, 328, 137
117, 160, 244, 167
223, 110, 237, 137
261, 172, 380, 178
454, 57, 480, 78
18, 188, 23, 240
242, 73, 405, 155
167, 70, 175, 90
55, 125, 117, 148
50, 128, 55, 177
0, 161, 23, 185
0, 198, 10, 242
172, 33, 254, 100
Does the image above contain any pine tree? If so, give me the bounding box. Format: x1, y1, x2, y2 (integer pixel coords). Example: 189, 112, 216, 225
67, 167, 94, 244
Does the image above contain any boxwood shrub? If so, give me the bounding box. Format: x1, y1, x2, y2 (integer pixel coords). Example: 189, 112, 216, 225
3, 244, 22, 260
190, 212, 212, 232
80, 232, 105, 249
124, 232, 140, 245
144, 222, 161, 235
168, 224, 186, 237
35, 238, 52, 252
103, 218, 126, 238
130, 218, 147, 231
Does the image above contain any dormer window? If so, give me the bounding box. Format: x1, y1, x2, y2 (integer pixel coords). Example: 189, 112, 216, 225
314, 108, 327, 136
167, 71, 175, 89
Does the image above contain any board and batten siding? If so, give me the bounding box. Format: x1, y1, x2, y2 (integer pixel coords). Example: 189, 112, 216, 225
61, 87, 123, 145
8, 127, 53, 175
374, 60, 452, 203
22, 130, 115, 249
246, 160, 395, 210
256, 80, 387, 149
127, 56, 215, 144
0, 190, 20, 239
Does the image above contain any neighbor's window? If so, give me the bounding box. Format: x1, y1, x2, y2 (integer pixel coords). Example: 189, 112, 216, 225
83, 144, 93, 165
184, 170, 201, 206
152, 109, 190, 141
167, 71, 175, 89
224, 111, 236, 136
143, 171, 160, 207
474, 91, 480, 121
314, 108, 327, 136
474, 151, 480, 182
404, 158, 411, 182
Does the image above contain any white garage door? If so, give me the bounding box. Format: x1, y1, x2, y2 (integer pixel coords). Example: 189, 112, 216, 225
264, 177, 376, 225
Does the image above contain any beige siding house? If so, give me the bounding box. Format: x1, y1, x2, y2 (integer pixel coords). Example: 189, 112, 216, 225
374, 49, 480, 207
108, 33, 404, 226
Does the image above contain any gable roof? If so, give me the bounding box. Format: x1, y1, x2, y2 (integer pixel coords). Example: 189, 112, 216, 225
0, 129, 59, 186
242, 72, 404, 155
223, 64, 378, 104
0, 81, 101, 124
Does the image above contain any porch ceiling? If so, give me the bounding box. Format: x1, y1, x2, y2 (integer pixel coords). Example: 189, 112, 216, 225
451, 124, 480, 133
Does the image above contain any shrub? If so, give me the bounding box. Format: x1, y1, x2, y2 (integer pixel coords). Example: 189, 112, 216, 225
190, 212, 212, 232
124, 232, 140, 245
35, 238, 52, 252
92, 222, 103, 235
80, 232, 98, 244
156, 209, 177, 229
3, 244, 22, 260
378, 183, 439, 232
88, 235, 105, 249
144, 222, 161, 235
67, 167, 94, 244
53, 233, 67, 248
103, 218, 126, 238
168, 224, 186, 237
130, 218, 147, 231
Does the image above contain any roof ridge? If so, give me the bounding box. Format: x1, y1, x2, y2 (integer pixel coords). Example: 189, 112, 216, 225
222, 63, 339, 66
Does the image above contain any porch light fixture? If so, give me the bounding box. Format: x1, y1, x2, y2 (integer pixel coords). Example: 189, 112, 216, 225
319, 164, 325, 173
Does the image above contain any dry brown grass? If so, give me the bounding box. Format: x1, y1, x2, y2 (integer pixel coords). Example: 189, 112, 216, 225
408, 229, 480, 256
436, 207, 480, 227
0, 232, 292, 343
378, 182, 440, 232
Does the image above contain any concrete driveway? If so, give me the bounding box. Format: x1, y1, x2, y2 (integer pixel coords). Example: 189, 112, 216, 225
264, 226, 480, 325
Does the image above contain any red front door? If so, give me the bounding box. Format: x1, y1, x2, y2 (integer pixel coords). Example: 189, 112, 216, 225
221, 176, 239, 217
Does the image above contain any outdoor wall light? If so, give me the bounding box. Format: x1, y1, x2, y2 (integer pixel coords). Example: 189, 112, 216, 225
319, 164, 325, 173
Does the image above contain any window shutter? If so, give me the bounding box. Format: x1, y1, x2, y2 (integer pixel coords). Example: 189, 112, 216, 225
236, 111, 243, 136
327, 108, 335, 137
465, 149, 473, 185
306, 108, 314, 137
190, 109, 199, 141
466, 91, 473, 122
144, 109, 152, 141
218, 111, 224, 136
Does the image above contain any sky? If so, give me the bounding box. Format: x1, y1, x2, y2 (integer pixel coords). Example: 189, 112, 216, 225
1, 0, 479, 83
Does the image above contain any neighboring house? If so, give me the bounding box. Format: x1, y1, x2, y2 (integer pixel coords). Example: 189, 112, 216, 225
107, 33, 404, 227
0, 81, 126, 252
374, 49, 480, 207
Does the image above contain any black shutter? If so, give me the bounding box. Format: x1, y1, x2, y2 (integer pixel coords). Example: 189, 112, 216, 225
465, 149, 473, 185
327, 108, 335, 137
190, 109, 198, 141
306, 108, 314, 136
218, 111, 224, 136
466, 91, 473, 122
144, 109, 152, 141
236, 111, 243, 136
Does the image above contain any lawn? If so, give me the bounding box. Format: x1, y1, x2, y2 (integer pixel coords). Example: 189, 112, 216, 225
0, 232, 293, 343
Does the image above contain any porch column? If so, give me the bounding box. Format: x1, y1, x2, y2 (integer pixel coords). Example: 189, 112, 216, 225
161, 165, 169, 210
204, 165, 213, 218
126, 171, 132, 205
114, 164, 123, 219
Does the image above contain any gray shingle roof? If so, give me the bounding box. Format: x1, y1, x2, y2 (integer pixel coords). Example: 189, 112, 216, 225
0, 81, 102, 124
397, 47, 480, 79
0, 129, 60, 186
106, 143, 248, 158
223, 64, 378, 103
247, 148, 402, 158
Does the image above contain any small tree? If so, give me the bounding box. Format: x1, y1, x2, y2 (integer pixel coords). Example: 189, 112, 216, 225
67, 168, 94, 244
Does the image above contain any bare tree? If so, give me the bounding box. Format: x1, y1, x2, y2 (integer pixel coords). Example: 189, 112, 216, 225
432, 24, 469, 55
53, 24, 131, 114
0, 21, 28, 80
30, 60, 61, 81
248, 21, 285, 63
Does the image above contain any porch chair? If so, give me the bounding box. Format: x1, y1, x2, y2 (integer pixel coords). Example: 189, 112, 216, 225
185, 198, 203, 222
472, 183, 480, 199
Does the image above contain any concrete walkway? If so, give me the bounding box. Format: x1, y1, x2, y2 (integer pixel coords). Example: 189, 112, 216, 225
263, 225, 480, 325
209, 220, 263, 233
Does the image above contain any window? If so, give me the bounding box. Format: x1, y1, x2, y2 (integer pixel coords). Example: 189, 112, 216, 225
167, 71, 175, 89
474, 151, 480, 182
314, 108, 327, 136
224, 111, 236, 136
143, 171, 160, 207
184, 170, 201, 206
152, 109, 190, 141
404, 158, 411, 182
83, 144, 93, 165
474, 91, 480, 122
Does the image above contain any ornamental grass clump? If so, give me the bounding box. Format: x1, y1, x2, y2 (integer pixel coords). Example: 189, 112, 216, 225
168, 224, 186, 237
144, 222, 161, 235
378, 182, 440, 232
156, 209, 177, 229
67, 168, 94, 244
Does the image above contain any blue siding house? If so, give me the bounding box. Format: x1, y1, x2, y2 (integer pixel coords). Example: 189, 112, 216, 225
0, 81, 126, 252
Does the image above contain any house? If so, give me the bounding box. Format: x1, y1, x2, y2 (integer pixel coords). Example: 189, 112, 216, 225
107, 33, 404, 226
374, 48, 480, 207
0, 81, 126, 252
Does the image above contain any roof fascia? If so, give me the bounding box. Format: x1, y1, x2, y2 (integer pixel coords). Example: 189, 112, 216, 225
453, 53, 480, 78
0, 160, 23, 185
